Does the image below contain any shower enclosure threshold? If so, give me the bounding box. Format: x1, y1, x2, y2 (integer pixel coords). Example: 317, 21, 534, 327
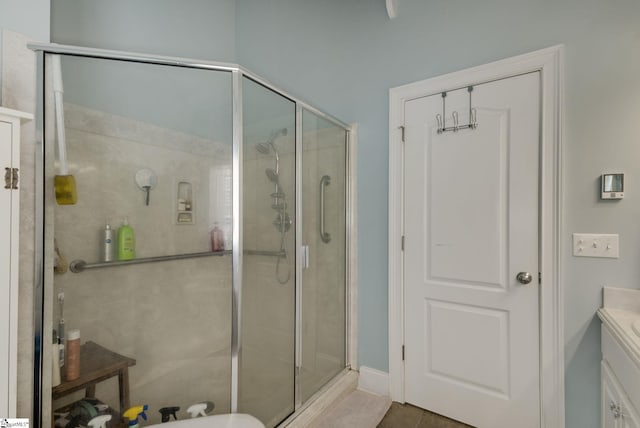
278, 369, 358, 428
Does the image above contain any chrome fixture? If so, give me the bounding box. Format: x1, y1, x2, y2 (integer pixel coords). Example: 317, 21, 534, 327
266, 168, 279, 184
68, 249, 285, 273
516, 272, 533, 285
320, 175, 331, 243
256, 128, 287, 174
436, 86, 478, 134
256, 128, 292, 284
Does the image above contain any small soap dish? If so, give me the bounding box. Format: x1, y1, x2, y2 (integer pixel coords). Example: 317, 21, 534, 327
175, 180, 194, 224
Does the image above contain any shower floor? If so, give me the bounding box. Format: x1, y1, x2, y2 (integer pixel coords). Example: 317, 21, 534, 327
240, 347, 344, 428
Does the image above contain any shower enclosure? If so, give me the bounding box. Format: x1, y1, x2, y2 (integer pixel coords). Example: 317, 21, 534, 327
30, 44, 351, 428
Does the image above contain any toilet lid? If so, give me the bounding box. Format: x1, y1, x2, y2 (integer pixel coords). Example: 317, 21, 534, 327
146, 414, 265, 428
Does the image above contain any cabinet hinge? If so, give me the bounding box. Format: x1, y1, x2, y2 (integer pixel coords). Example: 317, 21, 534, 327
402, 345, 405, 361
401, 235, 405, 251
538, 272, 541, 284
4, 167, 18, 190
398, 125, 405, 143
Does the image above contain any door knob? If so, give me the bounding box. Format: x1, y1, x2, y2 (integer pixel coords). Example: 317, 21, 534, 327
516, 272, 533, 284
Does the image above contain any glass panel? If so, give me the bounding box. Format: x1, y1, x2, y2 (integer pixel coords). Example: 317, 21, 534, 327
239, 77, 296, 427
300, 110, 347, 403
45, 54, 233, 427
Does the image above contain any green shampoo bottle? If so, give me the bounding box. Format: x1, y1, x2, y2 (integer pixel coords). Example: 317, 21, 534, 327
118, 217, 135, 260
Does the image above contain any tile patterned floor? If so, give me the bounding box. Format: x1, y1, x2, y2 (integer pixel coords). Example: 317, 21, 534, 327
377, 402, 474, 428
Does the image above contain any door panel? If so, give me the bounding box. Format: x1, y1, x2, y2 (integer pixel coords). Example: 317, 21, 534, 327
428, 109, 507, 288
404, 72, 541, 428
426, 300, 509, 396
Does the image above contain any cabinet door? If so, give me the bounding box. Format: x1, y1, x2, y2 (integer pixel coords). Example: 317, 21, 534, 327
621, 393, 640, 428
0, 119, 12, 416
0, 109, 27, 418
603, 362, 621, 428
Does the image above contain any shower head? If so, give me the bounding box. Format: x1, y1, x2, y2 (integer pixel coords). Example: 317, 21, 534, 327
256, 142, 271, 155
255, 128, 288, 154
257, 128, 288, 177
255, 140, 280, 167
265, 168, 280, 184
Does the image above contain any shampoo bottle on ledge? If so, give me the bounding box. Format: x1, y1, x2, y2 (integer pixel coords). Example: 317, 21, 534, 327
101, 223, 115, 262
118, 217, 135, 260
210, 222, 224, 252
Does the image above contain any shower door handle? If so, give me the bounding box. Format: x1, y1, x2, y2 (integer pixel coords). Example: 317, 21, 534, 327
320, 175, 331, 243
301, 245, 310, 269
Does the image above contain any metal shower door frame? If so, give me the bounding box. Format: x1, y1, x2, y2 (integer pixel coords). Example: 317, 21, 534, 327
28, 42, 351, 428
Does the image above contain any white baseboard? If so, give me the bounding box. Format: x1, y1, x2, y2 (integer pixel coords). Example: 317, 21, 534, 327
358, 366, 390, 397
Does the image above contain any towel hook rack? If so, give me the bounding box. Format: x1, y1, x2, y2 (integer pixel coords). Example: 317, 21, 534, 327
436, 86, 478, 134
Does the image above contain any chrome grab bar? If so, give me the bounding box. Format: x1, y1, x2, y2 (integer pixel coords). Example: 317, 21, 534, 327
69, 248, 285, 273
320, 175, 331, 243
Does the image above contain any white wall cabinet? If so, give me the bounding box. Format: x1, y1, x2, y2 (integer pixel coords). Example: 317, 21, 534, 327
0, 107, 32, 417
601, 324, 640, 428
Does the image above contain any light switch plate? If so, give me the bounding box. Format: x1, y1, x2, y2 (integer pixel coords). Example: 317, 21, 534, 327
572, 233, 619, 258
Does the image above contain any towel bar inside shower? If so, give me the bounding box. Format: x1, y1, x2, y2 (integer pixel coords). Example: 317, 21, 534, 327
69, 249, 286, 273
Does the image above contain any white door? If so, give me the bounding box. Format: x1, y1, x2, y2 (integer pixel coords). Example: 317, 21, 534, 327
403, 72, 540, 428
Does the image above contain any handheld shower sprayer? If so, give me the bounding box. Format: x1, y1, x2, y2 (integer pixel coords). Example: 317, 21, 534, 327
256, 128, 287, 174
255, 127, 292, 284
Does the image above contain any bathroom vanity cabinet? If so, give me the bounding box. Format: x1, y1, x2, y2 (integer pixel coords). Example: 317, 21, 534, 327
602, 327, 640, 428
599, 287, 640, 428
0, 107, 32, 417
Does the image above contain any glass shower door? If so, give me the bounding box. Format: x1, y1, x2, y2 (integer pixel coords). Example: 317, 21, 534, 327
239, 77, 296, 427
300, 109, 347, 404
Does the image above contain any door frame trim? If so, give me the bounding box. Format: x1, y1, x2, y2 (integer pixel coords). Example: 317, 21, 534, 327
388, 45, 564, 427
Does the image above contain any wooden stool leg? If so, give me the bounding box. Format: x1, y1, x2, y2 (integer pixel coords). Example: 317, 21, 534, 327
85, 384, 96, 398
118, 368, 131, 415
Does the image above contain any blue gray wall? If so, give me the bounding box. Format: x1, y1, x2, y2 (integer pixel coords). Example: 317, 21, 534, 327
50, 0, 236, 142
51, 0, 235, 61
235, 2, 640, 428
0, 0, 50, 104
44, 1, 640, 427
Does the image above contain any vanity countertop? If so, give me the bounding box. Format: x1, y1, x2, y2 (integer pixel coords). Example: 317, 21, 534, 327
598, 287, 640, 366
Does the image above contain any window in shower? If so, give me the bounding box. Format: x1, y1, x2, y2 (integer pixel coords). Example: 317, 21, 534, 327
45, 54, 233, 427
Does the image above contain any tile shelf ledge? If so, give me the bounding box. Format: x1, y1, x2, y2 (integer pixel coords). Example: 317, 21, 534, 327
69, 249, 285, 273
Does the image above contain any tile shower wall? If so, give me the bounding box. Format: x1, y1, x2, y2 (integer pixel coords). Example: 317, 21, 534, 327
50, 102, 232, 424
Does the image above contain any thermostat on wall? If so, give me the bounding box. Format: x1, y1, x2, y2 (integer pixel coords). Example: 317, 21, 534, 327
601, 173, 624, 199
